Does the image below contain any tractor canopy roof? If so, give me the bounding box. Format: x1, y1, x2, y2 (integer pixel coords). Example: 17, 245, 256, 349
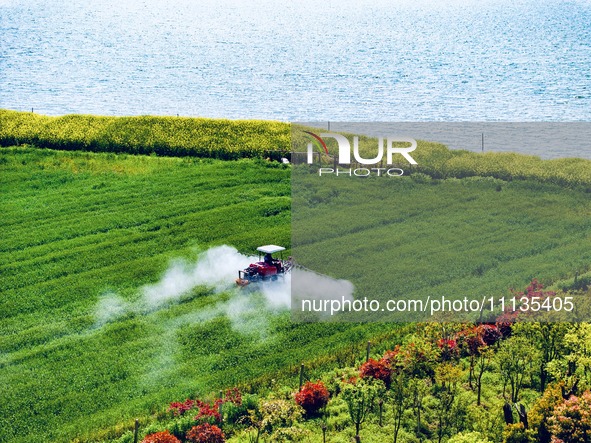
257, 245, 285, 254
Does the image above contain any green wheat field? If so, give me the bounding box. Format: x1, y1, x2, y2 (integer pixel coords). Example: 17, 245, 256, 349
2, 111, 591, 443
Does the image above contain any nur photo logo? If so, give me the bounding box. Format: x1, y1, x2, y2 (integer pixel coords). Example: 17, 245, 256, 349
303, 130, 418, 177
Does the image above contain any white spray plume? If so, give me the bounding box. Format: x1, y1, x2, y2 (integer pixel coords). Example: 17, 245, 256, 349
95, 245, 356, 329
259, 273, 292, 311
94, 292, 130, 326
291, 267, 355, 317
141, 245, 256, 309
94, 245, 357, 383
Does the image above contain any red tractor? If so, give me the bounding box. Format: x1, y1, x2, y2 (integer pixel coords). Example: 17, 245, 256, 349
236, 245, 292, 287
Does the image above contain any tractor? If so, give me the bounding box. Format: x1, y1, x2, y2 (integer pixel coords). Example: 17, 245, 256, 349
236, 245, 292, 287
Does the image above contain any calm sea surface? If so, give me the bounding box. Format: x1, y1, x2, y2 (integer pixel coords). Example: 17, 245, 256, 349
1, 0, 590, 156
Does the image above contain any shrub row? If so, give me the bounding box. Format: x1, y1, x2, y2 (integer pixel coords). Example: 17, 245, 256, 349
412, 141, 591, 189
0, 110, 290, 160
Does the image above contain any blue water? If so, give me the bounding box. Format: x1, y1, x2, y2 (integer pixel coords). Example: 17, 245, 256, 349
1, 0, 590, 122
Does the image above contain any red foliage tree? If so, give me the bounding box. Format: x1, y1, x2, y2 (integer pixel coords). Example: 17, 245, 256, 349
496, 309, 518, 338
186, 423, 225, 443
194, 399, 222, 424
456, 326, 484, 357
142, 430, 181, 443
522, 278, 555, 299
224, 387, 242, 406
295, 380, 330, 415
169, 388, 241, 421
382, 346, 401, 367
360, 358, 393, 388
507, 278, 558, 322
169, 399, 196, 416
437, 338, 459, 361
548, 390, 591, 443
455, 326, 485, 389
477, 324, 502, 346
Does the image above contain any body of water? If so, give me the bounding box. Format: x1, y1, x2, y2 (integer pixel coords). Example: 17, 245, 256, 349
1, 0, 591, 156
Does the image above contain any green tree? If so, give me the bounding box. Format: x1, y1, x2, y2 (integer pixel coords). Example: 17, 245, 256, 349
514, 322, 568, 392
341, 378, 385, 443
409, 377, 431, 441
448, 431, 492, 443
475, 346, 494, 406
497, 336, 539, 404
547, 323, 591, 398
527, 383, 563, 443
434, 363, 463, 443
388, 370, 411, 443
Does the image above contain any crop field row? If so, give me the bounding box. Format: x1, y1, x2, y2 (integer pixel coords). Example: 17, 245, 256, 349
292, 126, 591, 188
0, 110, 290, 160
4, 112, 591, 189
292, 170, 591, 321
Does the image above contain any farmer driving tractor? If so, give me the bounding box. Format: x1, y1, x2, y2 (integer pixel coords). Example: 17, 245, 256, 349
236, 245, 292, 286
